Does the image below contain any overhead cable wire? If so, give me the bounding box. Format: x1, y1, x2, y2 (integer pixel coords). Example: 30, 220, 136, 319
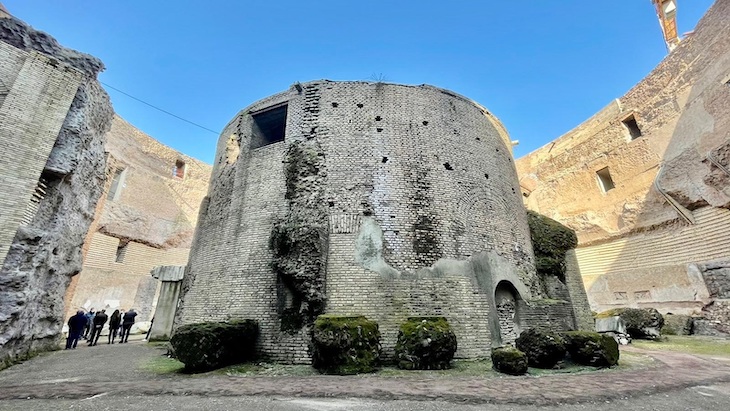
100, 81, 219, 135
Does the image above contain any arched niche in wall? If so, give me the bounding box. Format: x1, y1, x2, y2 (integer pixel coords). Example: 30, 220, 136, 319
494, 280, 522, 346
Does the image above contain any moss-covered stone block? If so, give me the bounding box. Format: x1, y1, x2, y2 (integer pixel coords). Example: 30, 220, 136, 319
527, 210, 577, 281
394, 317, 457, 370
563, 331, 619, 367
312, 315, 381, 375
663, 314, 693, 335
515, 328, 567, 369
491, 346, 528, 375
170, 320, 259, 373
596, 308, 664, 339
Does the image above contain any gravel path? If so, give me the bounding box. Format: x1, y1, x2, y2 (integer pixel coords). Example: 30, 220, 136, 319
0, 340, 729, 406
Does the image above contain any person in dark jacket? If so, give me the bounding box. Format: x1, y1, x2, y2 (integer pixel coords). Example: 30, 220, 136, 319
120, 309, 137, 343
107, 309, 122, 344
66, 310, 86, 349
88, 309, 108, 346
82, 309, 95, 339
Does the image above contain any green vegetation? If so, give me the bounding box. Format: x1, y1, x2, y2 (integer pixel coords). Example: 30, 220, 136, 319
394, 317, 457, 370
270, 140, 328, 327
515, 328, 567, 369
170, 320, 259, 373
141, 355, 185, 374
311, 315, 381, 375
491, 346, 528, 375
631, 335, 730, 357
526, 210, 577, 281
563, 331, 619, 367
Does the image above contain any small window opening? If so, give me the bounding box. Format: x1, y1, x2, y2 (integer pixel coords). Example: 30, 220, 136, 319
622, 114, 642, 140
108, 168, 125, 200
115, 240, 129, 263
173, 160, 186, 179
596, 167, 616, 192
251, 104, 288, 149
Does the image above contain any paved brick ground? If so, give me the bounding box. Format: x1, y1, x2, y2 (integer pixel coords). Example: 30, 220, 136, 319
0, 341, 729, 405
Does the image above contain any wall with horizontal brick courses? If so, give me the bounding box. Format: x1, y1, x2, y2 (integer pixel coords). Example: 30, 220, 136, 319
0, 44, 81, 267
64, 115, 211, 323
179, 81, 547, 362
515, 1, 730, 319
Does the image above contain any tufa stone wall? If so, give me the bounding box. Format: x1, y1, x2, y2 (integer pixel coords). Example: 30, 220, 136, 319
516, 0, 730, 318
178, 81, 550, 363
0, 14, 113, 368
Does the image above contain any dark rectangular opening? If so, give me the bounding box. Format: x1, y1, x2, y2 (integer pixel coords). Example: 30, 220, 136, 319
115, 240, 129, 263
251, 104, 288, 149
622, 114, 642, 140
596, 167, 615, 193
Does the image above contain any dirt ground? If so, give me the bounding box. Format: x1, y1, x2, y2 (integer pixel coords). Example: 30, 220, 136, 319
0, 337, 729, 410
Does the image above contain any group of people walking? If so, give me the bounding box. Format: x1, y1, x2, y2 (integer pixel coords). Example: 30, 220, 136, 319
65, 308, 137, 349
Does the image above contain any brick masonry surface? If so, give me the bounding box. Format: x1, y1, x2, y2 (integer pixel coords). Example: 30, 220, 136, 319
178, 81, 564, 363
0, 44, 81, 267
515, 0, 730, 319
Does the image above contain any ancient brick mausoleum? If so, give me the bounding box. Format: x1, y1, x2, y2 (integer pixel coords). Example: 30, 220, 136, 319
177, 81, 589, 363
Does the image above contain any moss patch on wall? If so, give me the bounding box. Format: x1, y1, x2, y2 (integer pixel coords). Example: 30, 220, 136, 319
270, 140, 328, 326
527, 210, 577, 282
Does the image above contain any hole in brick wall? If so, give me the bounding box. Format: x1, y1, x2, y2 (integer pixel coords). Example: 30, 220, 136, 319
382, 157, 389, 163
485, 173, 489, 179
596, 167, 616, 192
310, 127, 317, 134
390, 215, 396, 218
172, 160, 186, 179
496, 148, 500, 152
622, 114, 642, 140
394, 230, 400, 235
115, 240, 129, 263
331, 102, 339, 107
328, 201, 335, 207
422, 120, 428, 126
375, 116, 382, 121
443, 162, 454, 170
251, 104, 288, 149
357, 103, 364, 108
377, 128, 383, 132
511, 188, 516, 194
363, 210, 373, 216
476, 137, 481, 141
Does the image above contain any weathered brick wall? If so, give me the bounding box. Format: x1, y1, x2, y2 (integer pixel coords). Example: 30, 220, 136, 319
0, 44, 81, 267
64, 116, 211, 322
518, 300, 576, 333
516, 0, 730, 317
67, 232, 191, 321
179, 81, 543, 362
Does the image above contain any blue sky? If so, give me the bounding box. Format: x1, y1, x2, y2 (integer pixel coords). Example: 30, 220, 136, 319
5, 1, 714, 164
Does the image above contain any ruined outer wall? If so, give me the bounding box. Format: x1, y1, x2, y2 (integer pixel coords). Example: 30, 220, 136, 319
179, 81, 539, 362
0, 15, 113, 367
65, 115, 211, 320
0, 43, 81, 268
515, 0, 730, 314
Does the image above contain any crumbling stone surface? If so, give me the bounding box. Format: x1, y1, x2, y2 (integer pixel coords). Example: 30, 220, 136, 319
597, 308, 664, 340
311, 316, 381, 375
491, 346, 528, 375
394, 317, 457, 370
515, 328, 567, 369
563, 331, 619, 367
0, 15, 112, 368
270, 140, 329, 325
662, 314, 694, 335
170, 320, 258, 372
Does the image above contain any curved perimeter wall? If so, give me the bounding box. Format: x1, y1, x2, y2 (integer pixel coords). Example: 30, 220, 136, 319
178, 81, 542, 362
